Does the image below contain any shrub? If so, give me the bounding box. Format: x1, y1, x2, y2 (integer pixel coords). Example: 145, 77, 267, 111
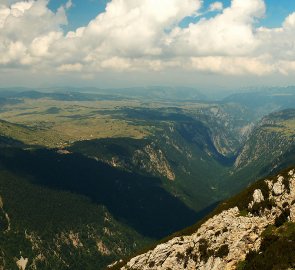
215, 244, 229, 258
282, 177, 291, 193
186, 246, 193, 255
282, 202, 289, 208
148, 261, 155, 267
198, 238, 213, 262
250, 199, 276, 216
239, 210, 248, 217
236, 260, 246, 270
222, 227, 228, 233
275, 209, 290, 227
215, 230, 221, 237
176, 252, 185, 262
260, 234, 279, 252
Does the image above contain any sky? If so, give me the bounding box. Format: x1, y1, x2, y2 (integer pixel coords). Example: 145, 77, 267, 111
0, 0, 295, 89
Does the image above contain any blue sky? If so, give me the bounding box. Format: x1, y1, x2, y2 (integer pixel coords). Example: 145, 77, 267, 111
262, 0, 295, 27
48, 0, 295, 30
48, 0, 109, 30
190, 0, 294, 28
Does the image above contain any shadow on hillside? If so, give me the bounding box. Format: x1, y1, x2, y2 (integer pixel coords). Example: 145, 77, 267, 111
0, 147, 204, 239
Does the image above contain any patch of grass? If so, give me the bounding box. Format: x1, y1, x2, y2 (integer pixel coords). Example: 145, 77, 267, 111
0, 99, 150, 148
239, 209, 249, 217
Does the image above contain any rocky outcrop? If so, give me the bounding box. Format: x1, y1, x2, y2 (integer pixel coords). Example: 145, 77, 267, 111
272, 176, 285, 195
16, 257, 28, 270
115, 169, 295, 270
96, 240, 111, 255
133, 144, 175, 181
92, 142, 176, 181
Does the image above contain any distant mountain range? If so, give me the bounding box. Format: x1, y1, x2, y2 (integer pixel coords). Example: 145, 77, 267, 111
0, 86, 206, 102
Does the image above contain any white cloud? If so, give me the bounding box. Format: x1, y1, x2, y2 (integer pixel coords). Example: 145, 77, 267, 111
256, 12, 295, 63
0, 0, 67, 66
0, 0, 295, 82
190, 56, 274, 75
30, 31, 63, 57
79, 0, 200, 57
65, 0, 72, 10
166, 0, 265, 57
58, 63, 83, 72
209, 2, 223, 12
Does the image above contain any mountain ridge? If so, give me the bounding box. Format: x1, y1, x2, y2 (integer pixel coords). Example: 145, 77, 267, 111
112, 166, 295, 270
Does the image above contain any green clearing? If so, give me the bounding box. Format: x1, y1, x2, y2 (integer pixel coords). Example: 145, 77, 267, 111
0, 99, 151, 147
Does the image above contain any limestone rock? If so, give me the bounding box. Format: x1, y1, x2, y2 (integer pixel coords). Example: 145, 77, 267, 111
253, 189, 264, 203
16, 257, 28, 270
290, 204, 295, 222
248, 189, 265, 209
273, 176, 285, 195
97, 240, 111, 255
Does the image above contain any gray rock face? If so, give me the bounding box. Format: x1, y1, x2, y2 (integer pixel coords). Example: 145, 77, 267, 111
16, 257, 28, 270
272, 176, 285, 195
248, 189, 265, 209
114, 169, 295, 270
253, 189, 264, 203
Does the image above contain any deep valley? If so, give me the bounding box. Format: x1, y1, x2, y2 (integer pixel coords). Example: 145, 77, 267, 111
0, 87, 295, 269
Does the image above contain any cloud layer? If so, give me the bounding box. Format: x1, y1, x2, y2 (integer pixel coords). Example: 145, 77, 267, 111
0, 0, 295, 79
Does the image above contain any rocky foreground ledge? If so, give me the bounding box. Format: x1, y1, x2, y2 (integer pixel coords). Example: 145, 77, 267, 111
109, 169, 295, 270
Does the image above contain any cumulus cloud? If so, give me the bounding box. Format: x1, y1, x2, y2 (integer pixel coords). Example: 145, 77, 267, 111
209, 2, 223, 12
0, 0, 295, 78
190, 56, 274, 75
166, 0, 265, 58
0, 0, 67, 66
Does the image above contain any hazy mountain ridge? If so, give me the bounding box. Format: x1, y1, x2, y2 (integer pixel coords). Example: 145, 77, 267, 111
223, 87, 295, 118
0, 87, 205, 102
